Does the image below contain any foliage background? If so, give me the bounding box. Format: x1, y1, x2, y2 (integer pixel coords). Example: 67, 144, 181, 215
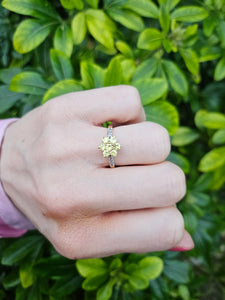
0, 0, 225, 299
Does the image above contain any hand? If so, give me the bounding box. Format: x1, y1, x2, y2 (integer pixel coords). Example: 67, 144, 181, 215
0, 86, 194, 259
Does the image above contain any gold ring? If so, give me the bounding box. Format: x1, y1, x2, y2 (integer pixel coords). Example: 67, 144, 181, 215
98, 125, 120, 168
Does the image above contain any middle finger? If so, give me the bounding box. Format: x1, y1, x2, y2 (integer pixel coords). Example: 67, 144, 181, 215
93, 161, 186, 214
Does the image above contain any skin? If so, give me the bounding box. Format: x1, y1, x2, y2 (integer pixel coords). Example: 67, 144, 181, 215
0, 85, 194, 259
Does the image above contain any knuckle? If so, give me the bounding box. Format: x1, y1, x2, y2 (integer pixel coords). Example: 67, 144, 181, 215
165, 162, 186, 204
128, 87, 142, 111
43, 131, 59, 159
158, 125, 171, 159
38, 183, 65, 216
42, 100, 61, 123
117, 85, 143, 118
164, 208, 184, 248
53, 236, 78, 259
35, 124, 61, 162
148, 123, 171, 161
53, 224, 94, 259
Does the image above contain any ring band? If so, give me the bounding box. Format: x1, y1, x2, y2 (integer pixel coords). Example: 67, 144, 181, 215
98, 125, 121, 168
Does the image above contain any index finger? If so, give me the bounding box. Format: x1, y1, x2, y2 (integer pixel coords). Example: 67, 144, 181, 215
45, 85, 146, 125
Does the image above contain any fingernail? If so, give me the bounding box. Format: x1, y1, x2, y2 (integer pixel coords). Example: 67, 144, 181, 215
169, 230, 194, 252
169, 246, 193, 252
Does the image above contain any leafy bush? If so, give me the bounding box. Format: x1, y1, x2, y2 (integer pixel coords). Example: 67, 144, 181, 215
0, 0, 225, 299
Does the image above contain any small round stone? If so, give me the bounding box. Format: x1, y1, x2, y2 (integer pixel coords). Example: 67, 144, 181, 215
111, 150, 117, 157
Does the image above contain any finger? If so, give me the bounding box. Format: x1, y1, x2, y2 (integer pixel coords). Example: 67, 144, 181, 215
94, 207, 187, 256
95, 121, 170, 167
44, 85, 146, 125
55, 207, 187, 259
169, 231, 194, 251
42, 120, 170, 167
93, 162, 186, 214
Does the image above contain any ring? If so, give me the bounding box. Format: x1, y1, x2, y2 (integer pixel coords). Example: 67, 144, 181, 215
98, 125, 121, 168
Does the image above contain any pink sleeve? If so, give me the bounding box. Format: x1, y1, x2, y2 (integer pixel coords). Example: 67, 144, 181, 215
0, 119, 35, 238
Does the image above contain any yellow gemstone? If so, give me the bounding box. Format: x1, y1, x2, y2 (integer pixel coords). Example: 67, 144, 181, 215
110, 136, 117, 143
99, 144, 105, 151
111, 150, 117, 157
103, 150, 109, 157
115, 143, 120, 150
103, 137, 109, 143
106, 145, 112, 151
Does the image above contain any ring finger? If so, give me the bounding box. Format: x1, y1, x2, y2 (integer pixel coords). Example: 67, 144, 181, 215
95, 121, 171, 167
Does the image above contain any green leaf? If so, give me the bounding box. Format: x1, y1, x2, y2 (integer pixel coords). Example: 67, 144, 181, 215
171, 127, 199, 146
60, 0, 83, 10
159, 4, 170, 33
2, 0, 60, 21
199, 146, 225, 172
167, 152, 190, 174
82, 273, 108, 290
163, 59, 188, 96
149, 277, 169, 300
128, 274, 149, 290
137, 257, 163, 281
218, 20, 225, 48
42, 79, 83, 103
110, 258, 122, 270
212, 129, 225, 145
163, 260, 190, 284
76, 258, 108, 277
186, 191, 210, 207
184, 24, 198, 39
104, 57, 123, 86
34, 256, 75, 278
199, 46, 221, 63
171, 6, 208, 22
137, 28, 163, 50
97, 279, 115, 300
19, 264, 34, 289
86, 0, 99, 8
144, 101, 179, 135
122, 0, 159, 18
50, 49, 74, 80
13, 19, 56, 54
178, 285, 190, 300
0, 85, 22, 113
10, 72, 51, 95
86, 9, 116, 50
132, 57, 158, 82
2, 236, 44, 266
0, 67, 22, 84
116, 41, 133, 58
120, 58, 136, 82
81, 60, 105, 89
183, 211, 198, 234
133, 78, 168, 105
26, 283, 42, 300
193, 172, 217, 192
2, 271, 20, 289
53, 24, 73, 57
50, 276, 82, 297
214, 56, 225, 81
71, 12, 87, 45
209, 165, 225, 190
167, 0, 180, 10
195, 110, 225, 129
179, 48, 199, 75
203, 16, 217, 37
107, 8, 144, 32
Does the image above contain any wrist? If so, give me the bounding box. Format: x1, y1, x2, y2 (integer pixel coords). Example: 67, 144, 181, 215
0, 118, 34, 230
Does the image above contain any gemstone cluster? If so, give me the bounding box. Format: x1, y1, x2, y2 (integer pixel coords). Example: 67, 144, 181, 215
98, 136, 121, 157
